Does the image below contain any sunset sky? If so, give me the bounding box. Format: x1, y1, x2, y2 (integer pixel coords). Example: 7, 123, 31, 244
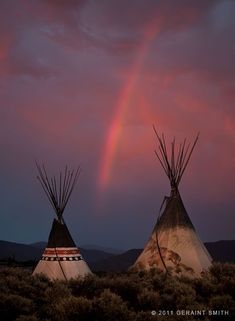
0, 0, 235, 250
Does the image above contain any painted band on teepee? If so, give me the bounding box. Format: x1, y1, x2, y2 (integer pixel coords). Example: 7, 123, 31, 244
43, 248, 80, 255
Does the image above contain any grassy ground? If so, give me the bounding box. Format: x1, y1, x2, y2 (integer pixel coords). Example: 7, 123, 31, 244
0, 263, 234, 321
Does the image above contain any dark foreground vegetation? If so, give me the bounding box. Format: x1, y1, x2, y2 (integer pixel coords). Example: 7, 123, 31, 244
0, 263, 234, 321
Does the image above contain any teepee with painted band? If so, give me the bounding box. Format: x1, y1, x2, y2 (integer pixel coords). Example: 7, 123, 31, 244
133, 127, 212, 277
33, 163, 92, 280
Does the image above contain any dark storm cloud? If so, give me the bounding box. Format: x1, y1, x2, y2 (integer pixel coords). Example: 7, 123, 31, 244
70, 0, 221, 54
0, 0, 222, 78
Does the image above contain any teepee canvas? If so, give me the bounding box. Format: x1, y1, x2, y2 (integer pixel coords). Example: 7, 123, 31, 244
33, 163, 92, 280
133, 128, 212, 277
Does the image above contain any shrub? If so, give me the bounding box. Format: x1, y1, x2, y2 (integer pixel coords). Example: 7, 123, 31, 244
36, 281, 71, 321
15, 315, 39, 321
68, 274, 99, 298
0, 264, 234, 320
92, 289, 135, 321
135, 310, 156, 321
209, 294, 234, 311
0, 293, 34, 321
137, 288, 160, 311
60, 296, 93, 321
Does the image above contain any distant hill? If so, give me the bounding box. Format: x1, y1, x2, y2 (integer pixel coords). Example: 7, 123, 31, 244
0, 240, 234, 271
29, 242, 47, 249
204, 240, 235, 263
91, 249, 142, 271
80, 248, 114, 263
92, 240, 235, 272
81, 244, 123, 254
0, 241, 43, 261
0, 240, 115, 265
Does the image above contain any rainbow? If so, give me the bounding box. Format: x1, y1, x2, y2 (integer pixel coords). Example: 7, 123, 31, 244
98, 21, 160, 190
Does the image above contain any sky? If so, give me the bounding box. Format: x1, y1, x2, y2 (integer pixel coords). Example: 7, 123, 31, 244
0, 0, 235, 250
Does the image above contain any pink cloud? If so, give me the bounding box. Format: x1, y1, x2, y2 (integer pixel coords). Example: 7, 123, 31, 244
0, 0, 234, 245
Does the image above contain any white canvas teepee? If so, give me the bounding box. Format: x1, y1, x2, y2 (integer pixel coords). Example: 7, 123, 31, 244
33, 163, 92, 280
133, 128, 212, 277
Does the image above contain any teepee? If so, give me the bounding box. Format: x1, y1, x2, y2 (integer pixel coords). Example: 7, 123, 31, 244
33, 163, 92, 280
133, 127, 212, 277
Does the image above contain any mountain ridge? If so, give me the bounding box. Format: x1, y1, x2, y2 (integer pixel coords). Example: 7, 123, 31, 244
0, 239, 234, 271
